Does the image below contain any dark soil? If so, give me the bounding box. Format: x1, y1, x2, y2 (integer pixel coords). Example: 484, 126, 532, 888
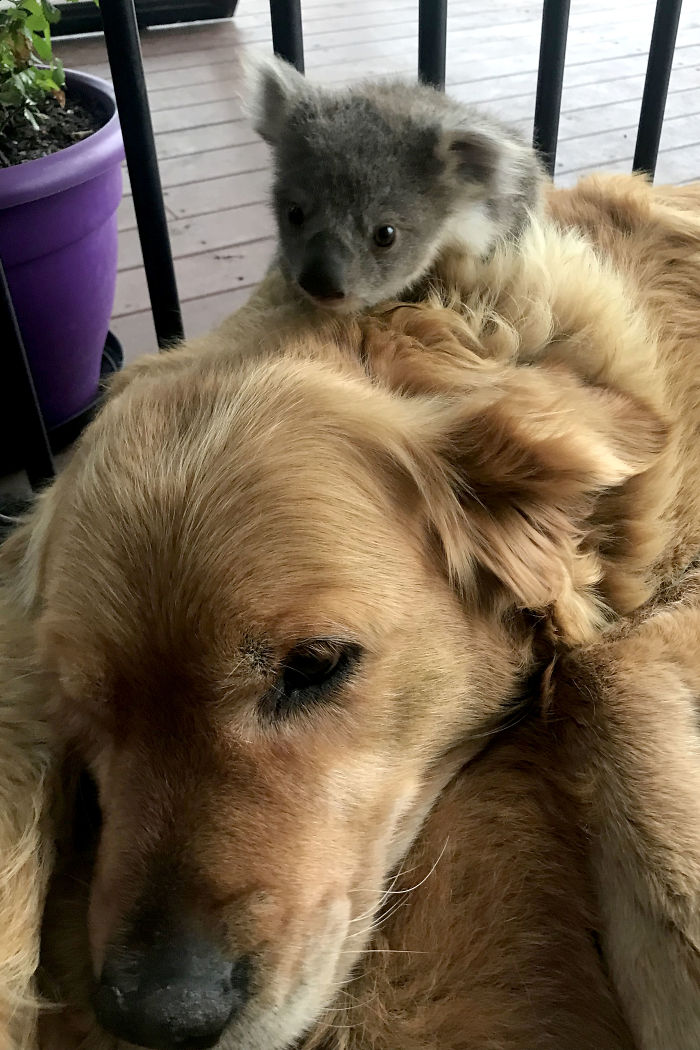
0, 93, 103, 169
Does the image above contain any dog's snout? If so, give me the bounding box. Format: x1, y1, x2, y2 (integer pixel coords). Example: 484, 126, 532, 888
94, 931, 251, 1050
297, 233, 347, 302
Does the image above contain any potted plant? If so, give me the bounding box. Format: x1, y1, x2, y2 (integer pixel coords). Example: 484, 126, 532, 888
0, 0, 124, 460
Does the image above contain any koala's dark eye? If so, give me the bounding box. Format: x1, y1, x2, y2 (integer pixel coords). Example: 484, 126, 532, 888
263, 641, 362, 720
373, 224, 396, 247
287, 204, 305, 226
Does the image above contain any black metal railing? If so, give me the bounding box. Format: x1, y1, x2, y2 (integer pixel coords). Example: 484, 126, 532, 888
633, 0, 684, 176
0, 0, 685, 497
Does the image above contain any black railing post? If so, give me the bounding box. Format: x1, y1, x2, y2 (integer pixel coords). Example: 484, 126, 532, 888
418, 0, 447, 90
0, 260, 54, 490
533, 0, 571, 178
99, 0, 184, 348
269, 0, 304, 73
633, 0, 683, 178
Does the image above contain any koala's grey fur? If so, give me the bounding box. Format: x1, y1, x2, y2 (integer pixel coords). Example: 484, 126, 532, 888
250, 57, 546, 313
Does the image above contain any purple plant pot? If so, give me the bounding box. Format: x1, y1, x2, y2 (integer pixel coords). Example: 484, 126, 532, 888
0, 70, 124, 429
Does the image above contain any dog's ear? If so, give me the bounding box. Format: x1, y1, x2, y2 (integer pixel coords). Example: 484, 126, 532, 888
247, 54, 307, 145
405, 364, 668, 643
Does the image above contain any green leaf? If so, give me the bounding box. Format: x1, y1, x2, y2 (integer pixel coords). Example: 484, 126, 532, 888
19, 0, 44, 25
41, 0, 61, 24
30, 31, 51, 63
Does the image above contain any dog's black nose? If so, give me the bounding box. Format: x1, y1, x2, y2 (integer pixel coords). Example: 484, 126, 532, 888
298, 234, 347, 302
94, 932, 250, 1050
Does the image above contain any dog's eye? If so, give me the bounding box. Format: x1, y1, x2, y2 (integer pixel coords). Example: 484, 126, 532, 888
288, 204, 305, 226
265, 641, 361, 720
373, 224, 396, 247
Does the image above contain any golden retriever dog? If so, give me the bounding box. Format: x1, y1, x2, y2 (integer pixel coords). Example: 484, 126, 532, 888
1, 173, 699, 1050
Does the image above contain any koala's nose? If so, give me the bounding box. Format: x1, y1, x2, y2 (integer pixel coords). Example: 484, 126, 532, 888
94, 931, 250, 1050
298, 234, 347, 301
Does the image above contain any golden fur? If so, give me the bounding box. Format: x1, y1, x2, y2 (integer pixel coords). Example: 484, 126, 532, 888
0, 173, 699, 1050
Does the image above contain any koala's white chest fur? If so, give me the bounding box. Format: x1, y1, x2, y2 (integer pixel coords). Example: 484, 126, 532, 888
440, 202, 500, 260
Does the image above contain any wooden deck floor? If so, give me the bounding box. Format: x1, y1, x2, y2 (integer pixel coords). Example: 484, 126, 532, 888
55, 0, 700, 360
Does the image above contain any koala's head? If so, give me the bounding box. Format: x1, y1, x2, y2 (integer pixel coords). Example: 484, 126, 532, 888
250, 58, 540, 313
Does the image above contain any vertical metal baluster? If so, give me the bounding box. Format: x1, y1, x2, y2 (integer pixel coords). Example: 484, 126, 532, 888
269, 0, 305, 72
418, 0, 448, 90
633, 0, 683, 178
533, 0, 571, 178
100, 0, 184, 348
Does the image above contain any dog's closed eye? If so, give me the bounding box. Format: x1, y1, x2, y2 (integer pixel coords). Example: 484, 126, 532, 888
263, 641, 363, 721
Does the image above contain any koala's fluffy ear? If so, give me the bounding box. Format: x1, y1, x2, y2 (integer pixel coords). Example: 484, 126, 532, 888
439, 125, 535, 197
440, 128, 503, 189
246, 54, 307, 144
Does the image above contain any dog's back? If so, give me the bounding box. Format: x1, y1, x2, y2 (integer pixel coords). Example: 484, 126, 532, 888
546, 174, 700, 591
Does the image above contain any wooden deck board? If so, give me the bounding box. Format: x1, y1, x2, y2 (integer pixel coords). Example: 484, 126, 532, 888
52, 0, 700, 359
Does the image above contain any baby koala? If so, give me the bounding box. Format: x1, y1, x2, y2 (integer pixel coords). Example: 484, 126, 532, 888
251, 57, 545, 313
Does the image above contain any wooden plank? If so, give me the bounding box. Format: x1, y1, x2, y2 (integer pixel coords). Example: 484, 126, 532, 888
118, 168, 273, 230
152, 119, 257, 158
556, 112, 700, 176
161, 168, 272, 221
151, 97, 247, 135
554, 86, 700, 144
127, 141, 270, 193
122, 144, 268, 196
556, 143, 700, 187
118, 202, 276, 269
504, 84, 700, 145
113, 237, 276, 316
148, 75, 244, 112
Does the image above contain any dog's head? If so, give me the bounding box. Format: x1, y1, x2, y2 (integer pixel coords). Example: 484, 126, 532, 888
21, 316, 663, 1050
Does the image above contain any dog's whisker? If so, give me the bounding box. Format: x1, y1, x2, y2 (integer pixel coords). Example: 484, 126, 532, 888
347, 855, 429, 931
320, 991, 379, 1015
344, 839, 451, 947
380, 837, 450, 897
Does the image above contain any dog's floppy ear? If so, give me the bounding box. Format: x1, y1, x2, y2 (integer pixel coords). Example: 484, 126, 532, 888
408, 364, 667, 643
247, 54, 308, 145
